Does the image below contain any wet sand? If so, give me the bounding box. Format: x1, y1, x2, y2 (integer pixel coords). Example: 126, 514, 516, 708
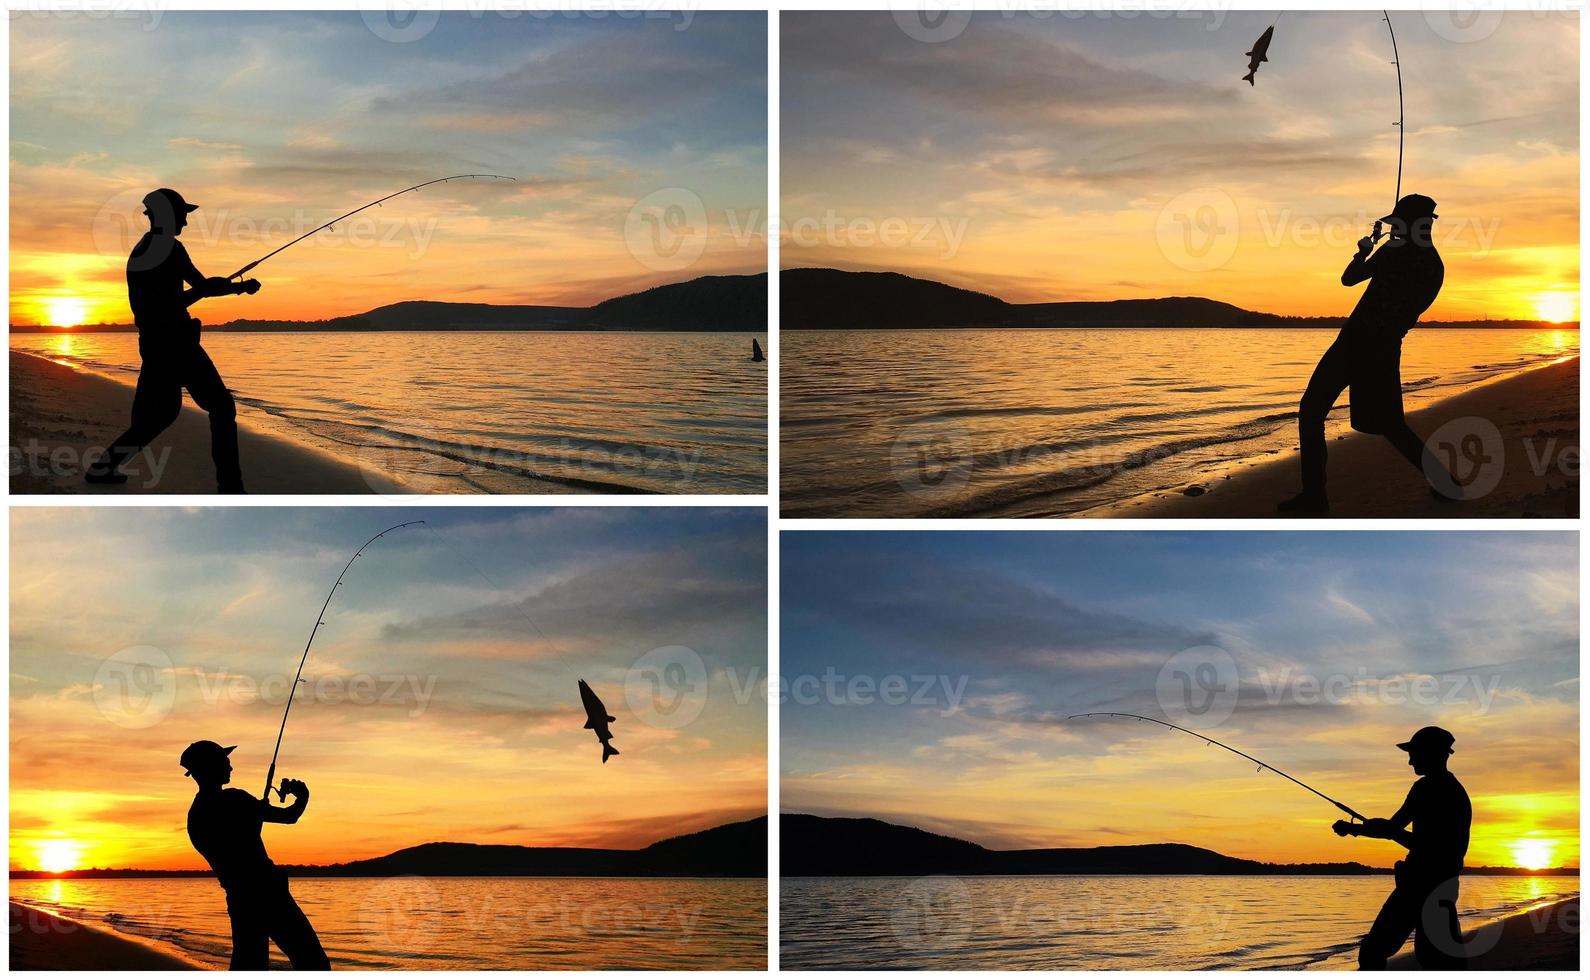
1388, 895, 1578, 970
9, 900, 202, 970
10, 350, 382, 494
1106, 356, 1578, 518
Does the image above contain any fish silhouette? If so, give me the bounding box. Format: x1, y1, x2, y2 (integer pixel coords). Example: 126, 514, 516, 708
752, 338, 765, 362
578, 679, 619, 763
1243, 25, 1273, 86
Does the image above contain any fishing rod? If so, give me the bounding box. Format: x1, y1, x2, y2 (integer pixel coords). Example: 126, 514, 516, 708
262, 520, 426, 802
227, 174, 517, 281
1372, 10, 1404, 243
1068, 712, 1367, 822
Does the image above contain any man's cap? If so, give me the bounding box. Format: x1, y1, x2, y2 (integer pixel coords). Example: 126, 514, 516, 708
143, 188, 200, 216
1396, 726, 1455, 755
1380, 193, 1438, 224
180, 740, 235, 775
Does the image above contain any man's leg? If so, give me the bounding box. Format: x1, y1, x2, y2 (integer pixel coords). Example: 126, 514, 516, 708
181, 346, 244, 493
226, 895, 271, 971
1283, 339, 1350, 510
1411, 877, 1467, 970
269, 885, 331, 970
88, 363, 182, 482
1383, 422, 1463, 499
1358, 885, 1417, 970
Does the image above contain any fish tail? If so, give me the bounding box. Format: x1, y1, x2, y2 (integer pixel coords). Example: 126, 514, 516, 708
1242, 70, 1255, 85
603, 743, 619, 763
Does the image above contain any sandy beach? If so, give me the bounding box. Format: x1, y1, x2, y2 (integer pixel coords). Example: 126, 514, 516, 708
1105, 356, 1579, 518
1388, 895, 1579, 970
10, 900, 202, 970
10, 350, 381, 494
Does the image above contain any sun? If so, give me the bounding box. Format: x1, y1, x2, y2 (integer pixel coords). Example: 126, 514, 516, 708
37, 839, 83, 874
42, 296, 90, 329
1509, 839, 1556, 870
1529, 292, 1578, 324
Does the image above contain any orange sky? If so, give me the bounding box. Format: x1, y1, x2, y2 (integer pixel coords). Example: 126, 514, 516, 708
10, 12, 767, 327
11, 508, 767, 872
781, 11, 1578, 322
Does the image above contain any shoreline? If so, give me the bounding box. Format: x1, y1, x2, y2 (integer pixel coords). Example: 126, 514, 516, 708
9, 900, 204, 970
10, 350, 389, 494
1388, 895, 1579, 970
1100, 355, 1579, 519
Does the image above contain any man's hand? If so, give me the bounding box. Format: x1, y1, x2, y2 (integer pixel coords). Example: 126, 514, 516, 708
203, 276, 262, 297
279, 778, 309, 802
1333, 819, 1360, 837
1356, 235, 1376, 257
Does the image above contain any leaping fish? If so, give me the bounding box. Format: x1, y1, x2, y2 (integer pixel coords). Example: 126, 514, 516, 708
578, 679, 619, 763
1243, 25, 1274, 86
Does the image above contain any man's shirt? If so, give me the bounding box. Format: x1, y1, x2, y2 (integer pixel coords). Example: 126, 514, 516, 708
127, 232, 201, 332
1398, 771, 1471, 877
1343, 238, 1444, 339
188, 788, 277, 892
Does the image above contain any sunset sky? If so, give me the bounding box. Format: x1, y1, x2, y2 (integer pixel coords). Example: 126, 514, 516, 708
10, 11, 766, 327
782, 531, 1578, 870
783, 11, 1579, 321
11, 507, 767, 872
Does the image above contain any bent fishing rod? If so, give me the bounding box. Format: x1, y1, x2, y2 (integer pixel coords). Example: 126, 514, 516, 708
227, 174, 517, 281
262, 520, 426, 802
1068, 712, 1367, 822
1372, 10, 1404, 243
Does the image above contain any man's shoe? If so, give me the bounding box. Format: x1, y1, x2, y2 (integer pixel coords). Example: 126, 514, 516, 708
1277, 490, 1329, 515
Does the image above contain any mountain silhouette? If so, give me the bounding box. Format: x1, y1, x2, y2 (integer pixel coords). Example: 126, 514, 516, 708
14, 274, 768, 333
780, 815, 1577, 877
779, 268, 1576, 330
11, 817, 767, 879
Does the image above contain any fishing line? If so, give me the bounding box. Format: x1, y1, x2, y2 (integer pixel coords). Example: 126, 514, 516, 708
226, 174, 517, 281
1069, 712, 1366, 822
264, 520, 425, 801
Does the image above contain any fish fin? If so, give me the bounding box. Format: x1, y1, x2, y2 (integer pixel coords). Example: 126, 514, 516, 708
1245, 48, 1255, 57
603, 744, 619, 763
583, 719, 594, 729
1260, 54, 1268, 62
605, 714, 616, 723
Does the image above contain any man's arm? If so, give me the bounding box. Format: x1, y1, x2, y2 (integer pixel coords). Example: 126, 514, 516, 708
1332, 787, 1416, 848
176, 245, 261, 308
261, 778, 310, 824
1341, 234, 1381, 286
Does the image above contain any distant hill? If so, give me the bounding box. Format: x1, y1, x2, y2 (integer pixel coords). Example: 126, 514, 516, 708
781, 815, 1578, 877
10, 816, 767, 879
779, 268, 1576, 330
10, 274, 768, 333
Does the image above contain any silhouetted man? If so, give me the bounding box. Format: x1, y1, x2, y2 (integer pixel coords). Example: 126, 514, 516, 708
85, 189, 260, 492
1280, 194, 1460, 514
181, 740, 330, 970
1333, 726, 1470, 970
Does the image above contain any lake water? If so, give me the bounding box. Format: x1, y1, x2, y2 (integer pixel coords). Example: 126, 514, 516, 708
11, 331, 768, 494
779, 328, 1578, 517
12, 876, 766, 969
780, 875, 1578, 970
